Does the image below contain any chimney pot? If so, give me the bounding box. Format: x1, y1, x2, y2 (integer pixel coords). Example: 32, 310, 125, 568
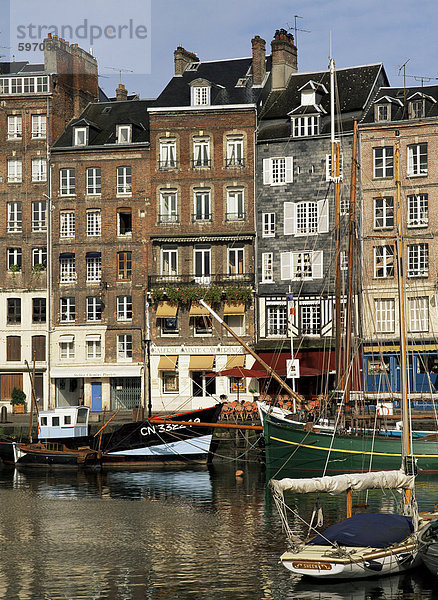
116, 83, 128, 101
251, 35, 266, 86
174, 46, 199, 75
271, 28, 297, 91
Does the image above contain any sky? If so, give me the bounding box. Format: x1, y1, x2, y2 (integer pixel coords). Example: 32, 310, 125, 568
1, 0, 437, 99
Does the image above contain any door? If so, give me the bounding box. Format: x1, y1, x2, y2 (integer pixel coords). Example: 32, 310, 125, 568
91, 382, 102, 412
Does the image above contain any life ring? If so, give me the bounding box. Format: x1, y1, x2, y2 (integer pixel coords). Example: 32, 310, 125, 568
378, 405, 390, 416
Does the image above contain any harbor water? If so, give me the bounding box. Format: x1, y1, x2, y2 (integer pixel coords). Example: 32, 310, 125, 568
0, 461, 437, 599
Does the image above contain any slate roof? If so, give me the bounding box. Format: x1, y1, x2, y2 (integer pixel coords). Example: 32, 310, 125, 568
155, 56, 272, 107
0, 61, 45, 75
53, 99, 155, 149
361, 84, 438, 123
258, 63, 387, 141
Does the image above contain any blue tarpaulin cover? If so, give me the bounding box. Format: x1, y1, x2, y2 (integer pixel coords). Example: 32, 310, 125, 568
308, 513, 414, 548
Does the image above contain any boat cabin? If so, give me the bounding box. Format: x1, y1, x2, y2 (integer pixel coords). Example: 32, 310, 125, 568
38, 406, 90, 440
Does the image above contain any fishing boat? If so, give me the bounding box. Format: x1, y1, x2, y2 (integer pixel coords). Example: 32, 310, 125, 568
418, 517, 438, 576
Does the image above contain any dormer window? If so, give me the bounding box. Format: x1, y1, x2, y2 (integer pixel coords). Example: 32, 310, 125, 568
192, 86, 209, 106
376, 104, 390, 122
117, 125, 132, 144
409, 99, 424, 119
292, 116, 319, 137
74, 127, 88, 146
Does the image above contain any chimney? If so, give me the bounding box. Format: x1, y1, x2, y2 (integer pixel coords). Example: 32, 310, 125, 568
270, 28, 297, 91
251, 35, 266, 86
174, 46, 199, 76
116, 83, 128, 101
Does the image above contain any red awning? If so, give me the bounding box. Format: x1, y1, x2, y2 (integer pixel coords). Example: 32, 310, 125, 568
249, 351, 335, 378
208, 367, 268, 378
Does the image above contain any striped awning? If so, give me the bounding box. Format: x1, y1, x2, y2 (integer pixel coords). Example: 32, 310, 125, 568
59, 335, 74, 342
189, 355, 214, 370
189, 303, 210, 317
224, 302, 245, 315
226, 355, 245, 369
157, 356, 178, 371
156, 302, 178, 318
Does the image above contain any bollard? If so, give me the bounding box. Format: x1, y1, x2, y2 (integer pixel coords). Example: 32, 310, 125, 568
0, 406, 7, 423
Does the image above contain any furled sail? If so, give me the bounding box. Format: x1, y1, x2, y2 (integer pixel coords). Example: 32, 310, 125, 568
270, 470, 414, 496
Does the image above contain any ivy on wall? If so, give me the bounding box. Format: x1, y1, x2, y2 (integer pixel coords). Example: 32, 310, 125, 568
150, 284, 253, 307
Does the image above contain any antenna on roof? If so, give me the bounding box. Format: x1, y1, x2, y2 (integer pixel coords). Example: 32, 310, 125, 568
405, 73, 438, 87
286, 15, 310, 46
104, 66, 134, 84
398, 59, 410, 119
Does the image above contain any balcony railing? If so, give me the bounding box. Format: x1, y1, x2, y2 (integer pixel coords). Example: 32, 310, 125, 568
225, 157, 245, 168
158, 214, 180, 224
191, 213, 212, 222
191, 159, 211, 169
149, 273, 254, 287
225, 212, 246, 222
158, 160, 178, 170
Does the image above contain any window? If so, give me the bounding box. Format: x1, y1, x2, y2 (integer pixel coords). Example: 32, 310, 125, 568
117, 296, 132, 321
375, 298, 395, 333
325, 150, 343, 181
86, 210, 101, 236
60, 338, 75, 359
60, 168, 75, 195
374, 245, 394, 278
191, 371, 216, 396
0, 76, 49, 94
408, 244, 429, 277
224, 314, 244, 336
32, 248, 47, 268
118, 251, 132, 280
408, 297, 429, 333
340, 251, 348, 271
262, 252, 273, 283
292, 115, 319, 137
193, 189, 211, 221
31, 114, 46, 138
117, 210, 132, 236
60, 211, 75, 238
194, 246, 211, 283
162, 372, 179, 393
407, 143, 427, 176
192, 86, 210, 106
262, 213, 275, 237
117, 124, 132, 144
228, 246, 244, 276
296, 202, 318, 235
193, 137, 210, 168
409, 100, 424, 119
159, 190, 178, 223
226, 135, 244, 167
161, 317, 179, 336
7, 202, 22, 233
117, 334, 132, 361
117, 166, 132, 194
32, 298, 46, 323
301, 303, 321, 335
6, 336, 21, 361
7, 115, 22, 139
226, 188, 244, 221
60, 297, 76, 322
7, 248, 22, 270
86, 337, 102, 359
263, 157, 293, 185
32, 201, 47, 232
32, 336, 46, 362
86, 253, 102, 282
407, 194, 428, 227
161, 248, 178, 277
7, 159, 22, 183
87, 296, 102, 321
73, 127, 87, 146
159, 138, 177, 169
373, 147, 393, 178
59, 255, 76, 283
7, 298, 21, 324
193, 316, 212, 335
280, 250, 323, 281
374, 197, 394, 229
376, 104, 390, 122
267, 305, 287, 336
86, 167, 101, 195
32, 159, 47, 182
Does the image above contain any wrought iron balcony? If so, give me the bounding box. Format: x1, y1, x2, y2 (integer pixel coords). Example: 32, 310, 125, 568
191, 213, 213, 223
158, 214, 180, 224
148, 273, 254, 287
158, 159, 179, 170
225, 157, 245, 168
225, 212, 246, 222
191, 159, 211, 169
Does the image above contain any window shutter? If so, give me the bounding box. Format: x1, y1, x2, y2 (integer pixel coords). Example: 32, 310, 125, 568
284, 202, 296, 236
32, 335, 46, 362
7, 336, 21, 361
317, 199, 329, 233
312, 251, 324, 279
285, 156, 294, 183
325, 154, 331, 181
263, 158, 271, 185
280, 252, 292, 280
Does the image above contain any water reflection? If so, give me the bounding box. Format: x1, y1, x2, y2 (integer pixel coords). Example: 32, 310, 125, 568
0, 464, 435, 599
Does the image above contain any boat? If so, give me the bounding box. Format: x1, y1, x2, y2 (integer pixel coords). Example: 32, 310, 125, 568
418, 517, 438, 575
0, 404, 223, 468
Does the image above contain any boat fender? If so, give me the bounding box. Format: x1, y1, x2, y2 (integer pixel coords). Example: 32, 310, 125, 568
235, 469, 244, 478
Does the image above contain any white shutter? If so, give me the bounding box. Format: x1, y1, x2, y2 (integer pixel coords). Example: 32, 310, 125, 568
312, 251, 323, 279
280, 252, 292, 280
263, 158, 272, 185
285, 156, 294, 183
317, 199, 329, 233
284, 202, 296, 236
325, 154, 331, 181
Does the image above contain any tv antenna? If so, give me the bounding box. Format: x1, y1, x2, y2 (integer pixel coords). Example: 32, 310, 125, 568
104, 66, 134, 84
398, 59, 410, 119
405, 73, 438, 86
286, 15, 310, 46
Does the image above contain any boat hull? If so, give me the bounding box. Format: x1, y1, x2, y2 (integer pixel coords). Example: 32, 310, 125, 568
264, 417, 438, 474
418, 518, 438, 575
